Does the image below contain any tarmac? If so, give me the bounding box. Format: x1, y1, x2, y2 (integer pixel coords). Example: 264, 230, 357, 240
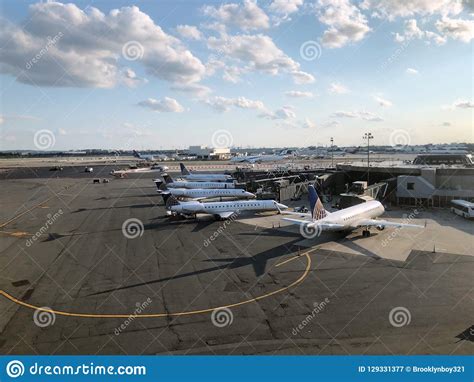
0, 163, 472, 355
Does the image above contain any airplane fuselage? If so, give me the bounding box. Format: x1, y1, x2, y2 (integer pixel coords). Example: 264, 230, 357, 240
165, 180, 236, 189
165, 188, 255, 200
319, 200, 385, 230
169, 200, 287, 216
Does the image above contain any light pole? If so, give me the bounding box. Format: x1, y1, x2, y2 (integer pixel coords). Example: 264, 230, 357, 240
330, 137, 334, 168
363, 132, 373, 184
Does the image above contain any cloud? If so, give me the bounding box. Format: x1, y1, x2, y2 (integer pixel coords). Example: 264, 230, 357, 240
374, 95, 393, 107
138, 97, 185, 113
328, 82, 349, 94
207, 33, 314, 84
360, 0, 463, 19
261, 105, 297, 120
291, 70, 316, 84
0, 2, 205, 88
450, 99, 474, 109
205, 96, 266, 112
171, 83, 212, 99
176, 25, 202, 40
441, 121, 451, 126
331, 110, 383, 121
285, 90, 314, 98
202, 0, 269, 31
406, 68, 419, 74
269, 0, 304, 15
317, 0, 371, 48
301, 118, 316, 129
436, 17, 474, 43
394, 19, 447, 45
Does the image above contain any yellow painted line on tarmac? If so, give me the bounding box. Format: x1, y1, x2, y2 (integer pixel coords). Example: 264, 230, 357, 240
0, 251, 313, 319
0, 231, 31, 238
0, 196, 55, 229
275, 252, 309, 267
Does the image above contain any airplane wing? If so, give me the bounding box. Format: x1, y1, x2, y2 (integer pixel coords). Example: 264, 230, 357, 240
279, 210, 311, 218
355, 219, 425, 229
282, 218, 345, 231
218, 211, 237, 219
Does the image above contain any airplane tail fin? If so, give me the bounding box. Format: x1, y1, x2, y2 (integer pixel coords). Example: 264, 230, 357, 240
180, 163, 190, 175
309, 184, 328, 221
165, 194, 180, 209
163, 174, 173, 184
132, 150, 141, 159
153, 179, 164, 190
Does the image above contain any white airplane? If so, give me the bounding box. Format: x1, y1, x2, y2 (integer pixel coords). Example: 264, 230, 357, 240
158, 174, 236, 189
180, 163, 234, 182
230, 149, 296, 164
283, 185, 424, 237
165, 195, 288, 219
133, 150, 169, 162
110, 164, 168, 177
155, 181, 255, 201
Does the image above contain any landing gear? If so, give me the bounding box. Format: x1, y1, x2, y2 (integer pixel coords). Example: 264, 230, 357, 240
362, 229, 371, 237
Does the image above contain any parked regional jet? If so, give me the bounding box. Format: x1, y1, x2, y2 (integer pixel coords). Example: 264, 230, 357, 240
159, 174, 236, 189
283, 185, 424, 237
155, 181, 255, 201
165, 195, 287, 219
230, 149, 296, 164
180, 163, 233, 182
111, 164, 168, 177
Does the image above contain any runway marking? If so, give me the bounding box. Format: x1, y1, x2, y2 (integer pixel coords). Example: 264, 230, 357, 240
275, 252, 309, 267
0, 251, 313, 319
0, 196, 55, 229
0, 231, 31, 238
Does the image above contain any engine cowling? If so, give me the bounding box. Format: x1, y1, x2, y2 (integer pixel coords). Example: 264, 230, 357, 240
376, 225, 385, 231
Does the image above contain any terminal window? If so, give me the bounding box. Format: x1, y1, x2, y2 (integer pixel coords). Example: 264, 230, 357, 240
407, 183, 415, 190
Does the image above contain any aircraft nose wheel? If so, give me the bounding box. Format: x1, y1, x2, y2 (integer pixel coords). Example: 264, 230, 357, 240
362, 229, 371, 237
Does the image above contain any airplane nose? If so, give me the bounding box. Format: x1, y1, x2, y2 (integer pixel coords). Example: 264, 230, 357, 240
277, 203, 288, 210
246, 192, 256, 198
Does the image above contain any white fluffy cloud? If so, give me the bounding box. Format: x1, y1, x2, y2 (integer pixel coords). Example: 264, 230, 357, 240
436, 17, 474, 42
170, 83, 212, 99
406, 68, 419, 74
443, 99, 474, 109
285, 90, 314, 98
0, 2, 205, 88
202, 0, 269, 31
205, 96, 266, 112
317, 0, 371, 48
269, 0, 304, 15
332, 110, 383, 121
394, 19, 447, 45
328, 82, 349, 94
361, 0, 464, 19
176, 25, 203, 40
138, 97, 185, 113
207, 34, 314, 84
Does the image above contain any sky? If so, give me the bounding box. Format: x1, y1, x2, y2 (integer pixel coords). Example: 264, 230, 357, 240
0, 0, 473, 150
